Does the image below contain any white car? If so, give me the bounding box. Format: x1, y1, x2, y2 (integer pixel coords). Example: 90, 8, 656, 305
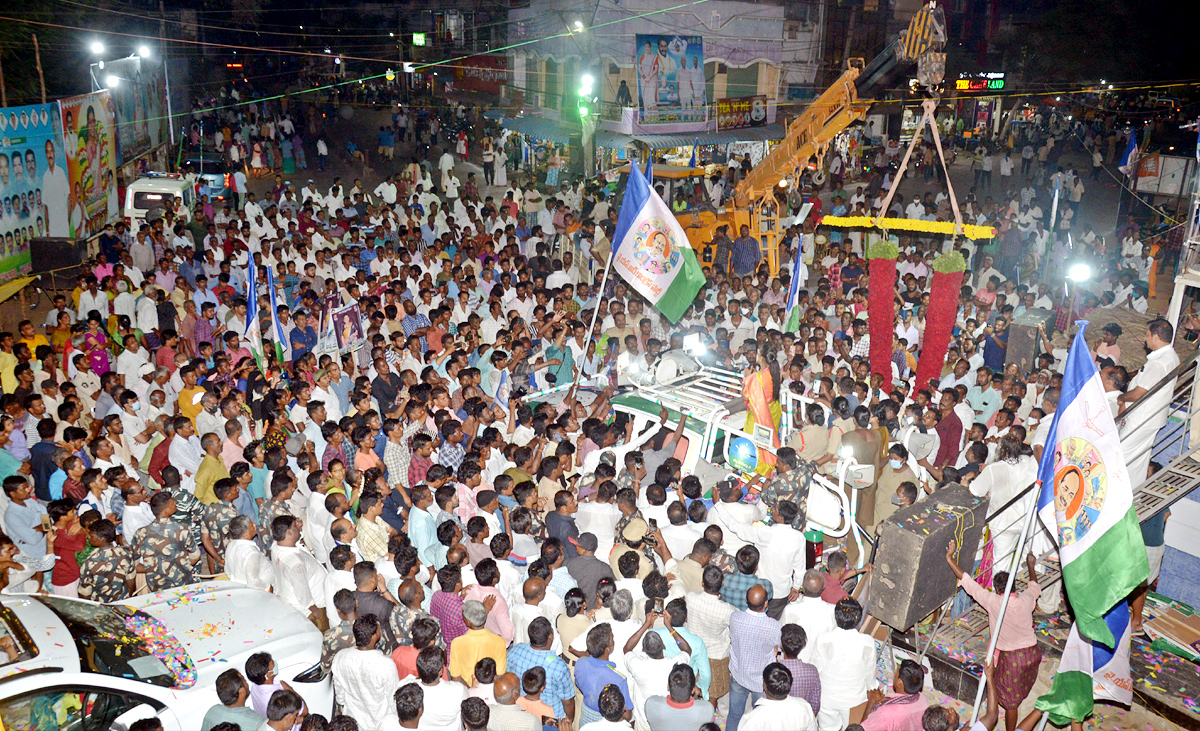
0, 582, 332, 730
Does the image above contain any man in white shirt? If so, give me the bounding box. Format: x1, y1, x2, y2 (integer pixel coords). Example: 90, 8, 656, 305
270, 515, 329, 623
810, 599, 877, 731
738, 662, 817, 730
779, 571, 836, 663
713, 500, 806, 599
623, 620, 689, 730
224, 517, 275, 590
1120, 320, 1180, 482
331, 615, 402, 729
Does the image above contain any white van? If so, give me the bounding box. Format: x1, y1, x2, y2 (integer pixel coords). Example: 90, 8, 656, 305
123, 172, 193, 228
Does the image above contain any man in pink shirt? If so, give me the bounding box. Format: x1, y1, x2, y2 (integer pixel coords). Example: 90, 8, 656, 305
947, 541, 1041, 731
859, 658, 929, 731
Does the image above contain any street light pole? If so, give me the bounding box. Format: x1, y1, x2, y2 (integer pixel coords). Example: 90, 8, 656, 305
160, 0, 176, 146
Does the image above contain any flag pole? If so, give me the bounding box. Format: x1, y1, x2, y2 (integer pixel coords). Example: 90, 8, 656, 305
566, 251, 616, 395
968, 480, 1046, 725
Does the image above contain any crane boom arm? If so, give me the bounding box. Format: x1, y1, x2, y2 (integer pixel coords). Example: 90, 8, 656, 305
734, 61, 869, 206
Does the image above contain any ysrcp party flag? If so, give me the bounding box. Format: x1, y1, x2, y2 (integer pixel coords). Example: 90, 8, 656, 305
1035, 322, 1148, 645
245, 261, 266, 374
610, 163, 704, 323
1036, 602, 1133, 725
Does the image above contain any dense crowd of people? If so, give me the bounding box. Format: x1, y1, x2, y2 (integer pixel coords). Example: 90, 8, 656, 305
0, 94, 1178, 731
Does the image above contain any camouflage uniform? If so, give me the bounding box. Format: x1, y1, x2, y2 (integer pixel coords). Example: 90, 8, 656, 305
758, 460, 817, 529
321, 619, 355, 675
709, 548, 737, 575
133, 518, 198, 592
615, 468, 640, 494
257, 499, 295, 550
78, 545, 135, 603
167, 486, 205, 548
202, 501, 240, 558
614, 508, 645, 542
390, 602, 439, 647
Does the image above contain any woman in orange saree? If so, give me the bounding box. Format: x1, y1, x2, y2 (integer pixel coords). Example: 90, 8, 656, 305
742, 351, 782, 475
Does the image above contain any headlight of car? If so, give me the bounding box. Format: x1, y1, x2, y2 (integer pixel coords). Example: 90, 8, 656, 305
292, 662, 325, 683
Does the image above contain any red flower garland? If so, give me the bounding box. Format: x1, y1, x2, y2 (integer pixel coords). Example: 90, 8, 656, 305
912, 252, 967, 396
867, 242, 899, 393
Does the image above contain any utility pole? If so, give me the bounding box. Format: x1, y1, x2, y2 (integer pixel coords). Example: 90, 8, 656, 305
0, 53, 7, 108
160, 0, 176, 145
32, 34, 46, 103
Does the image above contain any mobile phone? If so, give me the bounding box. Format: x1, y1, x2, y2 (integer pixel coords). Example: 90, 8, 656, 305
653, 597, 664, 614
647, 518, 658, 531
40, 514, 52, 531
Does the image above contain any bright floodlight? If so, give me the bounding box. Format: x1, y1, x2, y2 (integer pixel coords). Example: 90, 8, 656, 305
1067, 263, 1092, 283
838, 445, 854, 459
91, 41, 105, 54
684, 333, 706, 356
137, 45, 151, 58
573, 20, 584, 30
105, 75, 120, 88
582, 74, 594, 89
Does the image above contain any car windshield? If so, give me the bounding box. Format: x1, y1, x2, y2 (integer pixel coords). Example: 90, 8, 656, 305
35, 597, 197, 690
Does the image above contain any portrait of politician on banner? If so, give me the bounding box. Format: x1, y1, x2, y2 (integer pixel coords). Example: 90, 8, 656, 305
635, 34, 706, 125
334, 304, 365, 352
0, 102, 65, 281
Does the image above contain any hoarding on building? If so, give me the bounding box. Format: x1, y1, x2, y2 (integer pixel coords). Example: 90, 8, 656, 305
452, 55, 508, 95
635, 34, 706, 125
106, 56, 169, 166
716, 96, 768, 131
0, 102, 66, 280
59, 91, 119, 238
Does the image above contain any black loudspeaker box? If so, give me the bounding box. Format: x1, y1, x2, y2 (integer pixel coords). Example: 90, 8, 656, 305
30, 237, 86, 275
868, 484, 989, 631
1006, 307, 1055, 375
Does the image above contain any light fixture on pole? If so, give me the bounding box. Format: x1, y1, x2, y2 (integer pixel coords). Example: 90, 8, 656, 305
137, 45, 151, 58
104, 75, 120, 88
90, 41, 105, 55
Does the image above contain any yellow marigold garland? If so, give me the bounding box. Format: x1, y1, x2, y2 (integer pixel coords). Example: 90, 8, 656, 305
819, 215, 997, 240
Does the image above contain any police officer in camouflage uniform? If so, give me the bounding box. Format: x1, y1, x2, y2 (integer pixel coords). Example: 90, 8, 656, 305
202, 478, 242, 571
133, 492, 201, 592
391, 578, 438, 647
757, 447, 816, 530
160, 465, 205, 549
258, 473, 297, 551
322, 588, 358, 675
79, 519, 135, 603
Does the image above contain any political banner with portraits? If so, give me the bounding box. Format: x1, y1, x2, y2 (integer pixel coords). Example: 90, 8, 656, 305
635, 34, 706, 125
0, 102, 66, 282
59, 91, 119, 239
105, 56, 169, 166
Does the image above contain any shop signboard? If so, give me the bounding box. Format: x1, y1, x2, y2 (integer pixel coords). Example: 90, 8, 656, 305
452, 55, 507, 95
716, 95, 768, 131
955, 72, 1005, 93
0, 102, 67, 280
59, 91, 119, 238
635, 34, 706, 125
